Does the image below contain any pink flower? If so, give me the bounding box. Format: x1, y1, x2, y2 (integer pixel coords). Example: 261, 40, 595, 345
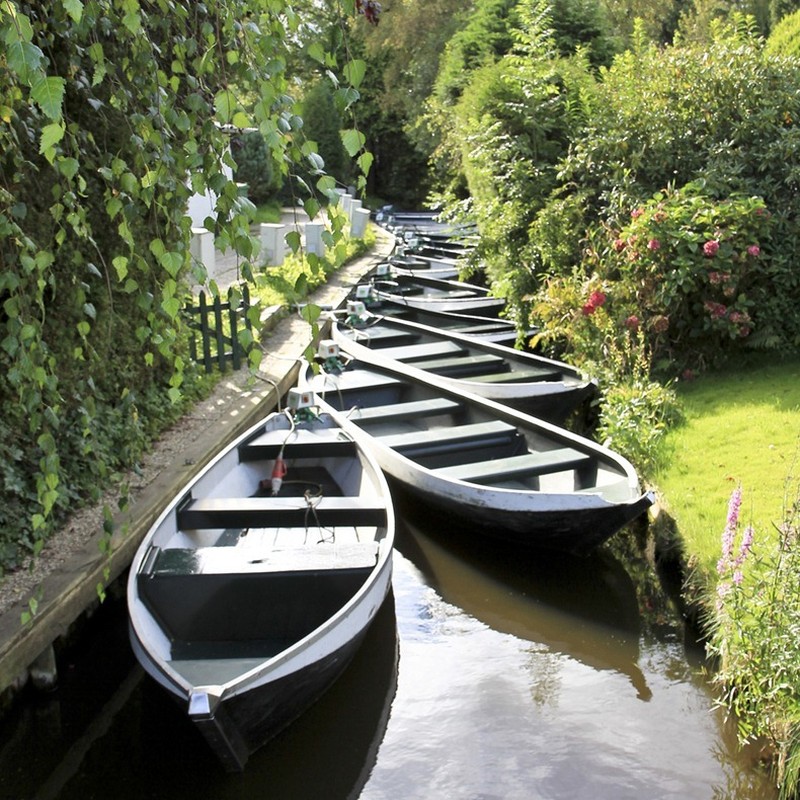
703, 240, 720, 257
747, 244, 760, 257
704, 300, 727, 319
647, 239, 661, 251
708, 271, 723, 285
631, 208, 644, 219
589, 290, 606, 308
613, 238, 626, 252
624, 315, 639, 331
739, 325, 751, 337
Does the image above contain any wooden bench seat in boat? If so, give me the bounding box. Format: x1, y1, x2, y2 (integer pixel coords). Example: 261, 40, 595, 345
239, 428, 358, 461
142, 541, 379, 576
349, 396, 462, 423
408, 353, 508, 377
466, 366, 564, 384
373, 340, 466, 362
375, 420, 519, 457
138, 543, 379, 661
349, 329, 420, 348
177, 496, 387, 530
432, 447, 595, 483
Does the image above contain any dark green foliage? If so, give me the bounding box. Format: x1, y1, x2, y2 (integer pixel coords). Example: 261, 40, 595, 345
231, 131, 281, 205
301, 80, 350, 183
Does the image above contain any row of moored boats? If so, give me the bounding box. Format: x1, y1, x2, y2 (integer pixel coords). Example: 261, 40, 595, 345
127, 208, 654, 771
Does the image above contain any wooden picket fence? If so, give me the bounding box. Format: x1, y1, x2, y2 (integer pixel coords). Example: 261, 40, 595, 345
186, 284, 254, 373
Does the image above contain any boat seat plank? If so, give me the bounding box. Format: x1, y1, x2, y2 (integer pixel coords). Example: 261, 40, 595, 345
177, 496, 387, 530
433, 448, 594, 483
409, 353, 507, 376
312, 369, 402, 392
146, 541, 380, 576
373, 340, 466, 362
348, 397, 462, 423
239, 428, 357, 461
375, 420, 518, 456
466, 366, 564, 384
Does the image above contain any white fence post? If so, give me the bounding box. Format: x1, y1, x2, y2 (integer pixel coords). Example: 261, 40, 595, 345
304, 222, 325, 256
351, 207, 371, 239
260, 223, 287, 266
190, 228, 216, 274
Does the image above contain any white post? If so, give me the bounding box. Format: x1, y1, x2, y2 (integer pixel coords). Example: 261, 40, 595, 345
348, 197, 362, 227
351, 207, 371, 239
304, 222, 325, 256
190, 228, 216, 274
260, 223, 287, 266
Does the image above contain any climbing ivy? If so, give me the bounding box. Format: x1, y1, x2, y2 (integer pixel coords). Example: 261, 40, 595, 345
0, 0, 373, 577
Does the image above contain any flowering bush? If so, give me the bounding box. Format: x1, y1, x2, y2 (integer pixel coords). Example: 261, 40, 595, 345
530, 272, 680, 474
598, 185, 773, 371
709, 483, 800, 794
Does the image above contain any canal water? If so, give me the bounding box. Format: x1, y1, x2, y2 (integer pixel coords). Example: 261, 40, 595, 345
0, 509, 778, 799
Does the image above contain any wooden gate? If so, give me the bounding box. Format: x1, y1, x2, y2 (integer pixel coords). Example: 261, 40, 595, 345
186, 284, 254, 373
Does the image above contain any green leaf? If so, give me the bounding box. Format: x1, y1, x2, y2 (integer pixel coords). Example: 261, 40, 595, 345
161, 296, 181, 318
113, 255, 129, 280
39, 122, 65, 154
286, 230, 301, 253
231, 111, 252, 129
308, 42, 325, 64
31, 76, 66, 120
7, 39, 43, 81
303, 197, 321, 220
4, 11, 34, 43
357, 151, 374, 176
299, 302, 322, 324
159, 251, 183, 277
58, 157, 80, 179
63, 0, 83, 22
341, 129, 366, 157
343, 59, 366, 89
214, 89, 236, 124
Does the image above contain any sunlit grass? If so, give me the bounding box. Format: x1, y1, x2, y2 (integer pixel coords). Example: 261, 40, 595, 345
251, 224, 376, 308
655, 355, 800, 579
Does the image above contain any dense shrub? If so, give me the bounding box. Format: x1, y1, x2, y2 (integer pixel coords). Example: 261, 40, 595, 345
595, 186, 774, 371
527, 23, 800, 363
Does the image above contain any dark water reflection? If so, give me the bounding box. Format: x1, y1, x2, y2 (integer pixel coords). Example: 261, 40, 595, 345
0, 512, 779, 799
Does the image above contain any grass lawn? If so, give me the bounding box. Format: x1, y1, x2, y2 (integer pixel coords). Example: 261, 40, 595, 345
655, 354, 800, 580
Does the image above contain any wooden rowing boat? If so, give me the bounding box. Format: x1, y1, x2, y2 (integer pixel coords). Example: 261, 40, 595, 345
127, 400, 394, 771
301, 357, 653, 555
329, 310, 594, 423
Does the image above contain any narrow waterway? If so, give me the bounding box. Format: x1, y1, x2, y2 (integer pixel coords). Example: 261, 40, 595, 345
0, 510, 778, 799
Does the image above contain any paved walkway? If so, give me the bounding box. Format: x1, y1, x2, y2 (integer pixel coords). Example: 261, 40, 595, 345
0, 223, 395, 698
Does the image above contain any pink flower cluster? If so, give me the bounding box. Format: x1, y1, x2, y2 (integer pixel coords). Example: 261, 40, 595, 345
624, 315, 639, 331
581, 290, 607, 316
717, 486, 754, 591
704, 300, 728, 320
355, 0, 382, 24
703, 240, 720, 257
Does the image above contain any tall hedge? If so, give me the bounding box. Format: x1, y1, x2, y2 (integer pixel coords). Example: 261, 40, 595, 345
0, 0, 369, 575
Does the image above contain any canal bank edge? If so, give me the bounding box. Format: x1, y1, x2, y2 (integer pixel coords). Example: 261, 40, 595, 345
0, 225, 395, 702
